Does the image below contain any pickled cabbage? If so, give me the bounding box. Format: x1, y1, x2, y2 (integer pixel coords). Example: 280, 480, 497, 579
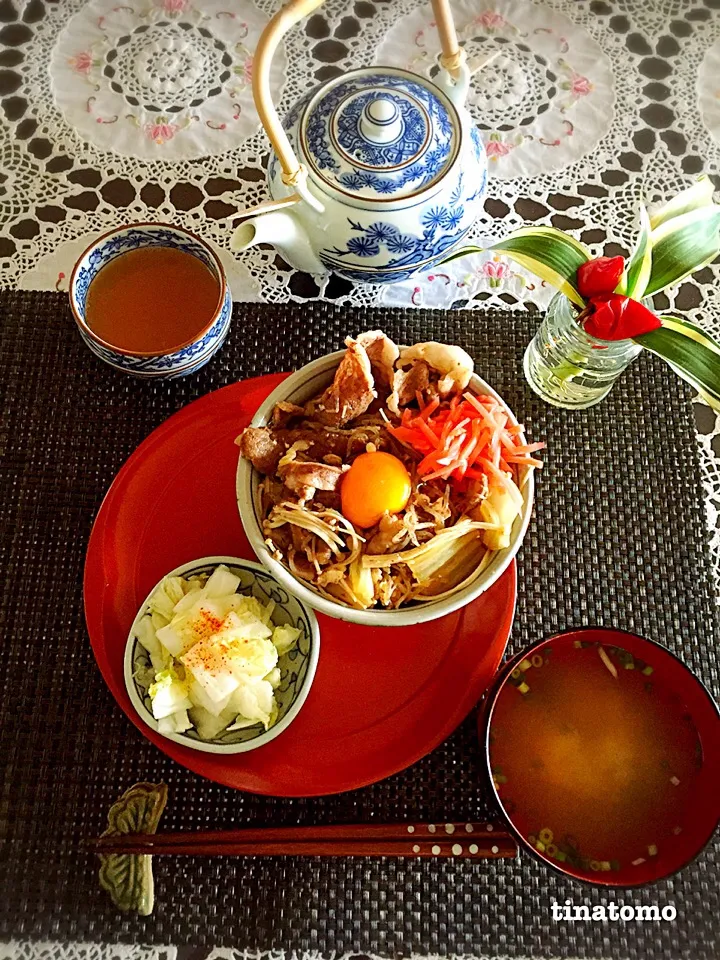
137, 565, 299, 741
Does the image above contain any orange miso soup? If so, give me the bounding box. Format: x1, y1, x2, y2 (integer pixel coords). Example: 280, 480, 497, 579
84, 246, 221, 354
489, 638, 703, 878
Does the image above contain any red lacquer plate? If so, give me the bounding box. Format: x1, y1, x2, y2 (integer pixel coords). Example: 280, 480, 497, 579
84, 374, 516, 797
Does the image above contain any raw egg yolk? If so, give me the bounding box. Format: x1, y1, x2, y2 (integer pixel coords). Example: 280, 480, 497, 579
341, 451, 412, 529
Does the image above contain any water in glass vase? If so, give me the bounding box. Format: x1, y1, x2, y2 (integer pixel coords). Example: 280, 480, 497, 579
524, 294, 643, 409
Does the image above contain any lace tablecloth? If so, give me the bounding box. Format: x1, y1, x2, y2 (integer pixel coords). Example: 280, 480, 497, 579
2, 1, 720, 957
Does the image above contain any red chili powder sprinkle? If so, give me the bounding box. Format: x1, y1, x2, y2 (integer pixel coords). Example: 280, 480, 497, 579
194, 609, 224, 642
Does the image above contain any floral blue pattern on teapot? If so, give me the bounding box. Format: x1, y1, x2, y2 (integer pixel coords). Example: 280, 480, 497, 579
231, 1, 487, 286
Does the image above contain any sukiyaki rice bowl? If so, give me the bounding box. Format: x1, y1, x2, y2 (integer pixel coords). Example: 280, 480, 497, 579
235, 332, 541, 626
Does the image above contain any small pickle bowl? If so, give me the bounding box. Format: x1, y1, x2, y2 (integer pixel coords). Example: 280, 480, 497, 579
69, 223, 232, 379
236, 349, 535, 627
124, 556, 320, 755
481, 627, 720, 887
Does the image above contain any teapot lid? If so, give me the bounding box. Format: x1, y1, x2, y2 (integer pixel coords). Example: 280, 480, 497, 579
299, 68, 460, 203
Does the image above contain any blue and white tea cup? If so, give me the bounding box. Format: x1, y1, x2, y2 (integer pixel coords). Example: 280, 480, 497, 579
69, 223, 232, 379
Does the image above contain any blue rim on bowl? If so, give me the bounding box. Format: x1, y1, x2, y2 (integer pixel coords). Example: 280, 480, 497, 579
69, 222, 232, 379
124, 556, 320, 754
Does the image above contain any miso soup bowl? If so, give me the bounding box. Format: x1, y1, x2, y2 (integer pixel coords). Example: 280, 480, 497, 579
69, 223, 232, 379
482, 628, 720, 887
236, 349, 535, 627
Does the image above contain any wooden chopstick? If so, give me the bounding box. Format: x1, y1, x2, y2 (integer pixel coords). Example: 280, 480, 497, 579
93, 820, 509, 847
92, 838, 517, 858
90, 821, 517, 859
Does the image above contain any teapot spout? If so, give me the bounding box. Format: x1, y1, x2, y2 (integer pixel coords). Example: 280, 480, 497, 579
231, 209, 326, 275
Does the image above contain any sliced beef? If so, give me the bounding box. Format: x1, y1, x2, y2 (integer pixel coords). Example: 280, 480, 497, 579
265, 525, 292, 552
280, 428, 349, 461
279, 460, 346, 501
260, 478, 287, 514
272, 401, 306, 428
313, 542, 333, 564
365, 514, 405, 554
238, 425, 350, 475
290, 524, 313, 553
305, 339, 375, 426
288, 553, 317, 581
398, 342, 474, 392
388, 360, 431, 414
314, 489, 343, 512
356, 330, 399, 391
237, 427, 282, 475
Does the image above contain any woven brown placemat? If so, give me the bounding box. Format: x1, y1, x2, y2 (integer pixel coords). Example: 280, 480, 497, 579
1, 290, 718, 958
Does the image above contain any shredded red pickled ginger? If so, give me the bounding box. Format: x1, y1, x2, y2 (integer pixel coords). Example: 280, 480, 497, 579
386, 392, 545, 486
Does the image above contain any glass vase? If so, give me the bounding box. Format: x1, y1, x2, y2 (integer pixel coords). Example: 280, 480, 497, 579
523, 293, 643, 409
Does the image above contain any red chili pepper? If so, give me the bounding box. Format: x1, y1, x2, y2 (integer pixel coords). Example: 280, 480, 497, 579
576, 256, 625, 299
581, 294, 662, 341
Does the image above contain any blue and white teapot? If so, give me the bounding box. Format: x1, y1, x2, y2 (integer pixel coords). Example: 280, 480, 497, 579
231, 0, 487, 285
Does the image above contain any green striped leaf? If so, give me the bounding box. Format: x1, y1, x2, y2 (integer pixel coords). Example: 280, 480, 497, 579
644, 206, 720, 295
649, 176, 715, 230
659, 315, 720, 355
490, 227, 591, 306
439, 244, 485, 265
621, 205, 653, 299
634, 316, 720, 410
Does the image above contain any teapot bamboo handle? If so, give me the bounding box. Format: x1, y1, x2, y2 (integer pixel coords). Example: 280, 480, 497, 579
252, 0, 326, 210
430, 0, 467, 78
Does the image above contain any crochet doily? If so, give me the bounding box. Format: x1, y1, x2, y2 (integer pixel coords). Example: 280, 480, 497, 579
1, 0, 719, 581
0, 946, 175, 960
48, 0, 285, 161
0, 947, 521, 960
